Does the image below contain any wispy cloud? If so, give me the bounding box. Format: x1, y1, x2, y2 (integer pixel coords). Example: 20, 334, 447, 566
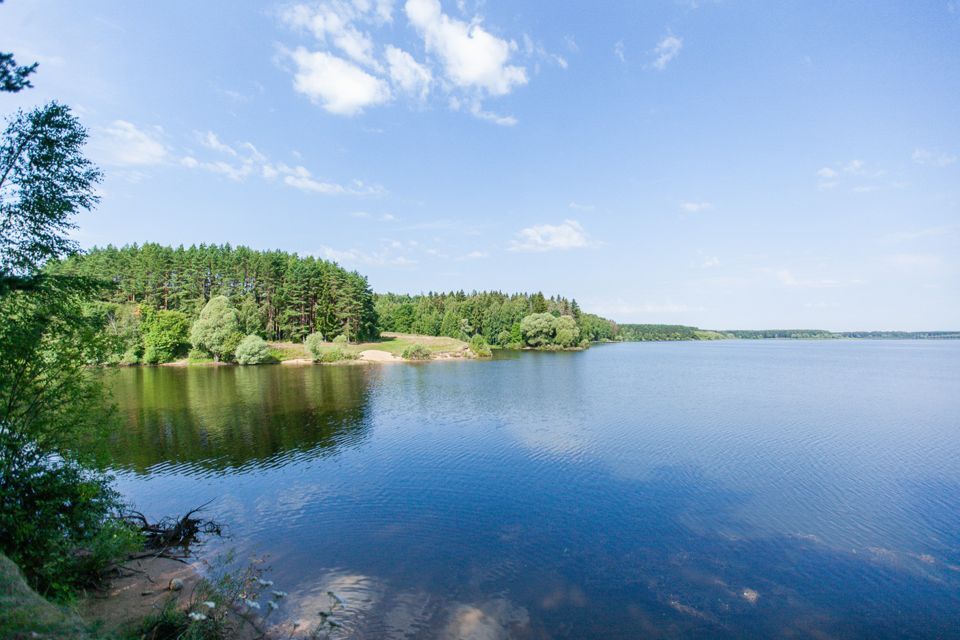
613, 40, 626, 64
97, 121, 169, 166
912, 148, 957, 167
680, 201, 712, 213
509, 219, 595, 252
568, 201, 595, 212
180, 130, 384, 196
650, 33, 683, 70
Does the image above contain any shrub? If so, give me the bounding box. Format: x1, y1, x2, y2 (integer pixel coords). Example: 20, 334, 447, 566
401, 344, 432, 360
220, 331, 244, 363
0, 459, 139, 598
318, 347, 346, 363
234, 334, 272, 365
142, 309, 190, 364
305, 332, 325, 361
469, 334, 493, 358
332, 334, 348, 345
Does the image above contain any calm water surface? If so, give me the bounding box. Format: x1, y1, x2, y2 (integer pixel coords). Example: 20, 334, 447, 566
101, 341, 960, 639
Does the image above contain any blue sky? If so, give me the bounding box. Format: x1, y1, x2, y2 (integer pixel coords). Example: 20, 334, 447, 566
2, 0, 958, 330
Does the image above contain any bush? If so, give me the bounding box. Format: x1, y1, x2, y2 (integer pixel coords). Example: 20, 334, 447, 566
0, 459, 139, 599
318, 347, 346, 363
142, 309, 190, 364
220, 331, 244, 363
332, 334, 348, 345
305, 332, 325, 361
401, 344, 432, 360
234, 334, 272, 365
469, 334, 493, 358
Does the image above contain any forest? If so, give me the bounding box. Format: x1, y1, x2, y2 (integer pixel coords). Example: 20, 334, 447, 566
49, 244, 622, 363
375, 291, 618, 347
616, 324, 729, 341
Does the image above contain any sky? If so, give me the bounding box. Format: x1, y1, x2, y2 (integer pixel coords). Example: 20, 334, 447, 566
2, 0, 958, 330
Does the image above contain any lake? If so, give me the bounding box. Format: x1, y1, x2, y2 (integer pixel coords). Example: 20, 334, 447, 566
101, 340, 960, 639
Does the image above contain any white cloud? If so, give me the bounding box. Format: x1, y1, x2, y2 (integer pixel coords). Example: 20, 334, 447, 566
651, 34, 682, 70
568, 201, 595, 212
613, 40, 626, 63
278, 0, 533, 124
816, 167, 838, 179
182, 130, 384, 195
912, 148, 957, 167
289, 47, 392, 115
200, 131, 238, 156
509, 219, 593, 252
385, 45, 432, 98
405, 0, 527, 96
680, 201, 712, 213
281, 2, 382, 69
468, 102, 517, 126
99, 121, 169, 166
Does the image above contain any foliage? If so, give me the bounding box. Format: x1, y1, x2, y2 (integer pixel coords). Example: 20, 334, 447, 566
0, 56, 136, 602
234, 334, 272, 365
142, 309, 190, 364
0, 52, 37, 93
318, 347, 350, 363
190, 296, 240, 362
0, 103, 101, 288
135, 556, 287, 640
725, 329, 836, 340
332, 333, 348, 345
401, 344, 432, 360
51, 243, 379, 343
305, 332, 355, 363
375, 290, 616, 347
0, 457, 138, 599
305, 332, 325, 361
520, 312, 557, 347
469, 334, 493, 357
553, 315, 581, 348
617, 324, 727, 342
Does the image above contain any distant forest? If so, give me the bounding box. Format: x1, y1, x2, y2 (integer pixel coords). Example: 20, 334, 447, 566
50, 244, 956, 365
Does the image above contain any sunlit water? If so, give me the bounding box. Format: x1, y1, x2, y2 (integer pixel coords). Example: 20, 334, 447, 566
100, 341, 960, 639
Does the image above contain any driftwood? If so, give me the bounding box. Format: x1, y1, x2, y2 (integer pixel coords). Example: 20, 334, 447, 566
122, 500, 223, 561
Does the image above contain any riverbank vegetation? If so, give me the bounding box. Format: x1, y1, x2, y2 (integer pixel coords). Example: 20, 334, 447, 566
45, 246, 622, 364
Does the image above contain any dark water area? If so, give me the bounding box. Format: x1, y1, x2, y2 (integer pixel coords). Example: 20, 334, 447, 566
100, 340, 960, 639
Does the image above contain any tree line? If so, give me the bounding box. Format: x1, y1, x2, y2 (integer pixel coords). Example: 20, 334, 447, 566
49, 244, 379, 362
375, 291, 618, 348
